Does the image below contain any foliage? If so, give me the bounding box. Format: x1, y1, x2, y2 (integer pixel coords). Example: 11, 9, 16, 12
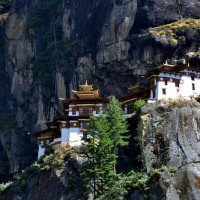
151, 166, 177, 176
32, 17, 77, 89
168, 98, 182, 108
133, 99, 145, 113
96, 171, 149, 200
106, 96, 129, 152
82, 97, 129, 199
3, 146, 77, 195
0, 182, 11, 195
9, 179, 27, 193
150, 19, 200, 46
27, 0, 77, 90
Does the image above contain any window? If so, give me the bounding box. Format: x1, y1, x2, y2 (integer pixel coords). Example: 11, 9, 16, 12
81, 122, 88, 129
82, 108, 90, 115
175, 81, 179, 87
165, 80, 168, 85
153, 91, 156, 98
72, 109, 76, 115
191, 76, 195, 81
127, 104, 133, 114
192, 83, 195, 90
162, 88, 166, 95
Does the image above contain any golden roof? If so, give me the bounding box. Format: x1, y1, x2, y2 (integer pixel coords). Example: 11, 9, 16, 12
79, 80, 93, 91
72, 81, 100, 99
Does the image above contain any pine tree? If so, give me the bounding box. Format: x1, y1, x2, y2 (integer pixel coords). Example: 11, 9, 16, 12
82, 97, 128, 199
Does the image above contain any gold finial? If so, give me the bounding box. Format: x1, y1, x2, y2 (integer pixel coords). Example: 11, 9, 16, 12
85, 80, 88, 85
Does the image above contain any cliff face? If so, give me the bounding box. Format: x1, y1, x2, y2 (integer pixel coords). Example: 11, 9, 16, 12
0, 0, 200, 181
140, 99, 200, 200
3, 100, 200, 200
1, 144, 84, 200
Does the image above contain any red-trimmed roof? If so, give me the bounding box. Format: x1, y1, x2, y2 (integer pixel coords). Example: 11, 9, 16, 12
54, 115, 90, 121
62, 98, 110, 105
146, 64, 200, 77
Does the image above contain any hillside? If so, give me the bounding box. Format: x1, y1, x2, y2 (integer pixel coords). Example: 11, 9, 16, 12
0, 0, 200, 199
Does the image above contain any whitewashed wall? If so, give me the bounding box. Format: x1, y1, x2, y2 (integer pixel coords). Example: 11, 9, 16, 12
38, 144, 45, 159
153, 72, 200, 100
69, 127, 83, 141
61, 127, 70, 142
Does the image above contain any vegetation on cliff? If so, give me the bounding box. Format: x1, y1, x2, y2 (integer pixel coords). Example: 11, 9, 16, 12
82, 97, 129, 199
150, 19, 200, 46
27, 0, 77, 90
82, 97, 150, 199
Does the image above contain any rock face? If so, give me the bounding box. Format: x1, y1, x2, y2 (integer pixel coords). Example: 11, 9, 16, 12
1, 144, 84, 200
3, 100, 200, 200
140, 99, 200, 200
0, 0, 200, 184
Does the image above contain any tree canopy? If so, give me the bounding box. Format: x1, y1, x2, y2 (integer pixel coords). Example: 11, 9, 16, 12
82, 97, 129, 199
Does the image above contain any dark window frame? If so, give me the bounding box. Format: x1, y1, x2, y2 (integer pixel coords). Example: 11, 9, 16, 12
153, 90, 156, 98
192, 83, 195, 90
162, 88, 166, 95
175, 81, 179, 87
191, 76, 195, 81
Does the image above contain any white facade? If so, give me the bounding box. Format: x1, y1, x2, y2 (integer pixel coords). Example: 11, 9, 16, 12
59, 103, 103, 143
68, 127, 82, 141
149, 69, 200, 100
61, 126, 70, 142
38, 144, 45, 159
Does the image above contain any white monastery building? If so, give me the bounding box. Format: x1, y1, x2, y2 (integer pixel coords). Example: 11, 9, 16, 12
35, 62, 200, 159
36, 82, 110, 159
148, 64, 200, 100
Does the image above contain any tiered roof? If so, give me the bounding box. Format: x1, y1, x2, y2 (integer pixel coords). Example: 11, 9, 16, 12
72, 81, 100, 99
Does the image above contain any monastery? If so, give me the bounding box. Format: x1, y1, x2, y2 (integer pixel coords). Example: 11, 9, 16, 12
36, 62, 200, 159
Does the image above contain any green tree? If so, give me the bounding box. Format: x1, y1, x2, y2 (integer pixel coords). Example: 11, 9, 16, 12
82, 97, 128, 199
133, 99, 145, 114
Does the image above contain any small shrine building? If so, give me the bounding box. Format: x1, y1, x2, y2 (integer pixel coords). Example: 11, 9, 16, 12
36, 82, 109, 158
148, 64, 200, 101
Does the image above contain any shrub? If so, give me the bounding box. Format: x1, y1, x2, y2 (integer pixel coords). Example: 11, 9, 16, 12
134, 99, 146, 113
0, 182, 11, 193
9, 178, 27, 193
96, 171, 150, 200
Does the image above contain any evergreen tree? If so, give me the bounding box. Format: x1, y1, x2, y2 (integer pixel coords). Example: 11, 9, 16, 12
82, 97, 128, 199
